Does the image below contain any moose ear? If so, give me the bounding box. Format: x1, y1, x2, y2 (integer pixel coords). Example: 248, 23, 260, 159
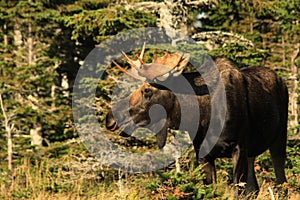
143, 88, 153, 99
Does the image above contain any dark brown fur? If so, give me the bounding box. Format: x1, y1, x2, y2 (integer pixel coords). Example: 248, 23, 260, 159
106, 58, 288, 196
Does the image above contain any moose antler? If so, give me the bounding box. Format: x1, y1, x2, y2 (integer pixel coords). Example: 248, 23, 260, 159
113, 43, 190, 82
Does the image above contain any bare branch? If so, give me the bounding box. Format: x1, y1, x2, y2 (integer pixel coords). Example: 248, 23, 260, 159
192, 31, 254, 50
184, 0, 218, 7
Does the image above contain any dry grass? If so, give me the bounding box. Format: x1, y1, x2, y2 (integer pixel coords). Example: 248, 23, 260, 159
0, 142, 299, 200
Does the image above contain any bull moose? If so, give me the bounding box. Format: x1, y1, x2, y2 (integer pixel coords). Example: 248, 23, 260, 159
106, 44, 288, 197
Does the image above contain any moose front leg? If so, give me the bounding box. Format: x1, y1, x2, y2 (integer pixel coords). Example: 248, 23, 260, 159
232, 145, 248, 197
199, 157, 216, 184
155, 124, 168, 149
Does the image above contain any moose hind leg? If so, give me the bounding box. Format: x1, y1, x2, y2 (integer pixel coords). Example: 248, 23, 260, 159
232, 145, 248, 196
246, 157, 259, 196
270, 133, 288, 198
269, 136, 287, 185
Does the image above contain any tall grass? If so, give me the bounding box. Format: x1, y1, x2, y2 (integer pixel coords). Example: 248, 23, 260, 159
0, 141, 299, 200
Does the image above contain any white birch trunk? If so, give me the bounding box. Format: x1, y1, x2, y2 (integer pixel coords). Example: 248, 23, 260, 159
0, 94, 14, 172
30, 123, 43, 146
289, 43, 299, 132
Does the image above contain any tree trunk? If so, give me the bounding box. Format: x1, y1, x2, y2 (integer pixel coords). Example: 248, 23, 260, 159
282, 34, 285, 66
4, 23, 8, 46
3, 23, 9, 63
13, 24, 22, 47
61, 74, 70, 97
30, 123, 43, 146
0, 94, 14, 173
28, 0, 34, 65
124, 0, 215, 36
7, 129, 13, 172
28, 23, 34, 65
249, 12, 253, 34
289, 43, 299, 132
288, 19, 299, 133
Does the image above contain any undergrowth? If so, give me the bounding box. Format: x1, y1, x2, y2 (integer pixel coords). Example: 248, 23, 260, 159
0, 138, 299, 200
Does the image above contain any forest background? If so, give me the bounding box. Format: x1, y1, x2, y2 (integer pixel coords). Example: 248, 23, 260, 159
0, 0, 299, 199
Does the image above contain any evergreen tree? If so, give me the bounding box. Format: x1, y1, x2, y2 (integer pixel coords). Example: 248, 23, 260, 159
200, 0, 299, 131
0, 0, 158, 158
0, 0, 73, 154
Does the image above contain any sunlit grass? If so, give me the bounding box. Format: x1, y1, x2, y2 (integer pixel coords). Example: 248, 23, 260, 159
0, 139, 299, 200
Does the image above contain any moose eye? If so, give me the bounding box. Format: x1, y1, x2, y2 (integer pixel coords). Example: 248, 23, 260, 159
143, 88, 152, 99
144, 88, 151, 94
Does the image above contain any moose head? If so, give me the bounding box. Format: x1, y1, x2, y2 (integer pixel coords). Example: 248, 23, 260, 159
106, 44, 191, 148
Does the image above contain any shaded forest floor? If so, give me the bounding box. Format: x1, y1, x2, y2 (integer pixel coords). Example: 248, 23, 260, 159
0, 136, 299, 200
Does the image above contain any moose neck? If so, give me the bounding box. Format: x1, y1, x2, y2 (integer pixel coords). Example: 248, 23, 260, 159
168, 90, 210, 135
